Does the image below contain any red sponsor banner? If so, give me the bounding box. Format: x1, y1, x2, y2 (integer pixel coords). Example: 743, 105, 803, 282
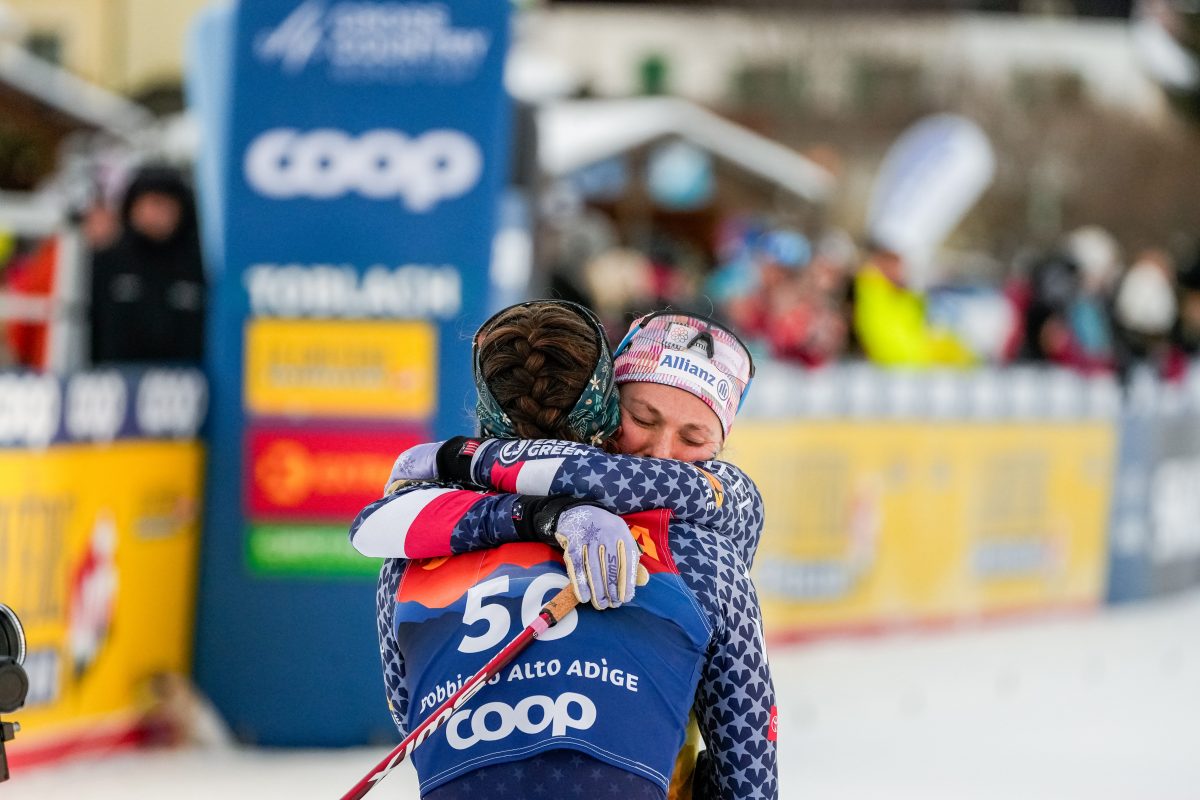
246, 426, 427, 520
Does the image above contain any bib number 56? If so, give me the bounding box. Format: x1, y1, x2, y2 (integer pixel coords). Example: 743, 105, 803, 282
458, 573, 577, 653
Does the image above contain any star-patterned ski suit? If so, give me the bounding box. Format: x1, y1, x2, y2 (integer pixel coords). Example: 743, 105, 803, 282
350, 440, 777, 799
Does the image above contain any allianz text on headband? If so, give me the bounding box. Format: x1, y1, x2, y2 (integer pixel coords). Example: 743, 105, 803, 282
612, 310, 756, 412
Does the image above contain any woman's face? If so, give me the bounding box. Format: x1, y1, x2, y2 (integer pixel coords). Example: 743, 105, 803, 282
613, 381, 723, 462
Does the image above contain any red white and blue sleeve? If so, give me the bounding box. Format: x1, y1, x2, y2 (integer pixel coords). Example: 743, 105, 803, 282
467, 440, 766, 568
350, 480, 523, 559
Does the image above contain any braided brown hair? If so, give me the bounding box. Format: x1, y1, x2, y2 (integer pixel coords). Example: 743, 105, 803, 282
476, 304, 601, 441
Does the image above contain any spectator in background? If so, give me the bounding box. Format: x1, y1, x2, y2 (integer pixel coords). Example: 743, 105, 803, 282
733, 228, 811, 337
852, 242, 975, 367
81, 190, 122, 253
1018, 253, 1090, 368
759, 230, 852, 367
89, 165, 206, 365
706, 215, 766, 336
708, 224, 854, 367
3, 236, 57, 368
1064, 225, 1122, 369
1174, 249, 1200, 359
0, 230, 19, 366
1114, 248, 1186, 382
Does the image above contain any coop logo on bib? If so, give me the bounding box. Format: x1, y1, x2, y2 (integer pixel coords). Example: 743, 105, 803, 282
445, 692, 596, 750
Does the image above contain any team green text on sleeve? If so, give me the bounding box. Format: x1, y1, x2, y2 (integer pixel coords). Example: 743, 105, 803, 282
469, 439, 766, 567
351, 443, 766, 569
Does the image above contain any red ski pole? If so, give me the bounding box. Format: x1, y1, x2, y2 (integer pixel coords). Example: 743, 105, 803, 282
340, 585, 580, 800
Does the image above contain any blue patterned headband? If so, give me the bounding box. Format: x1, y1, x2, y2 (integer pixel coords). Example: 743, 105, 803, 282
473, 300, 621, 445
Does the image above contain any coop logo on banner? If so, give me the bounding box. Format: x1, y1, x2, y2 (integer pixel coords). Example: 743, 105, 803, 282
254, 0, 492, 81
244, 128, 482, 212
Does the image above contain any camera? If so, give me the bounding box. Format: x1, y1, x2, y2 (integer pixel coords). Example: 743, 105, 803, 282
0, 603, 29, 782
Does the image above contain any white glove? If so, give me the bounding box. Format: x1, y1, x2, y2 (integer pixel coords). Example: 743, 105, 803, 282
384, 441, 443, 493
554, 505, 650, 610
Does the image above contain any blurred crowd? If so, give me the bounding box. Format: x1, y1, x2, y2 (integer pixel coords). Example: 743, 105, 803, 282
0, 163, 206, 370
548, 212, 1200, 384
4, 168, 1199, 387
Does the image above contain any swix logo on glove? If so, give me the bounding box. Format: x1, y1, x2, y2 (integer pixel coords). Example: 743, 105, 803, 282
244, 128, 482, 212
446, 692, 597, 750
768, 705, 778, 742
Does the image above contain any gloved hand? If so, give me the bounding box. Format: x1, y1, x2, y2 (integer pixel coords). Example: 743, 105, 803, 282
553, 504, 650, 611
384, 441, 443, 494
384, 437, 493, 494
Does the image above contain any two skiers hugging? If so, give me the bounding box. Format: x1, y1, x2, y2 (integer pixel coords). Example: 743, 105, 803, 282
350, 301, 778, 800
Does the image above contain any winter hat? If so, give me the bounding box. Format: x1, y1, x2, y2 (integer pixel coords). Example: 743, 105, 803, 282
1116, 260, 1177, 335
613, 311, 754, 439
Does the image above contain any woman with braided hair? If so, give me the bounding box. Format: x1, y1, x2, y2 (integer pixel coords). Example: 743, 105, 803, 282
351, 300, 776, 799
472, 301, 621, 446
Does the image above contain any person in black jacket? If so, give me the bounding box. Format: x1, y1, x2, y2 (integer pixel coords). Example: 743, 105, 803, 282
89, 165, 206, 364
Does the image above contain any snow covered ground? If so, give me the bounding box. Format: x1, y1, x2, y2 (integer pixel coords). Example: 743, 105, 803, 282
8, 589, 1199, 799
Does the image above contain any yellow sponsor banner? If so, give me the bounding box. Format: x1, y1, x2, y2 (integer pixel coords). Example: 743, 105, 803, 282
0, 440, 204, 751
243, 319, 436, 418
728, 421, 1115, 636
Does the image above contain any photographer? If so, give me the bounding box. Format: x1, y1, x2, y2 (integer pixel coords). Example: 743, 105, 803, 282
0, 603, 29, 782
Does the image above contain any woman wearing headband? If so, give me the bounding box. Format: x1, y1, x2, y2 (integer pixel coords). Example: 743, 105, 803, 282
360, 309, 765, 596
351, 301, 776, 799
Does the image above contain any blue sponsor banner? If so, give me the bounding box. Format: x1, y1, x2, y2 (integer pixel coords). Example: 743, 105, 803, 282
0, 368, 207, 447
184, 2, 235, 282
1106, 373, 1200, 604
192, 0, 510, 746
1105, 410, 1155, 603
1145, 414, 1200, 595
